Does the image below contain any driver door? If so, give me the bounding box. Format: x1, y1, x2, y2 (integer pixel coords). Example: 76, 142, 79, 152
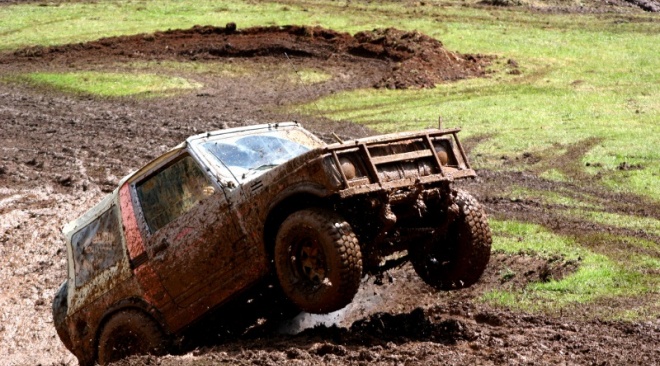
134, 152, 245, 308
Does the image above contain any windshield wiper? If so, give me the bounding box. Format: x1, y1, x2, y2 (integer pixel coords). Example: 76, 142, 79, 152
241, 164, 279, 179
251, 164, 278, 171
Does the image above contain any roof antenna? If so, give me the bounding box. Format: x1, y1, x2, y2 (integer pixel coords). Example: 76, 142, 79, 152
438, 115, 443, 130
285, 52, 341, 143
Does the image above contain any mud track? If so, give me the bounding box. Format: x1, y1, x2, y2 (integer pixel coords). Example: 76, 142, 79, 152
1, 21, 659, 366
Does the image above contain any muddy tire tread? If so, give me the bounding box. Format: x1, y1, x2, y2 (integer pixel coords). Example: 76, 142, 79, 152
411, 189, 492, 290
275, 208, 362, 314
97, 309, 167, 365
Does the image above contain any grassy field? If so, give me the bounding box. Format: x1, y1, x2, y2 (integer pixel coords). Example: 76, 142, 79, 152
1, 0, 658, 321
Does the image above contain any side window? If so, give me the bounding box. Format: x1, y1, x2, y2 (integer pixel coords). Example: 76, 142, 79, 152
136, 154, 215, 233
72, 205, 123, 288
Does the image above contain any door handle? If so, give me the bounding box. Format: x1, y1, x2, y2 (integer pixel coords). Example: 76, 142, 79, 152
153, 238, 169, 256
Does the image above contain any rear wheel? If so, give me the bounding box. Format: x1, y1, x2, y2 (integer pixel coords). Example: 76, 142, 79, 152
97, 309, 167, 365
274, 208, 362, 314
410, 190, 491, 290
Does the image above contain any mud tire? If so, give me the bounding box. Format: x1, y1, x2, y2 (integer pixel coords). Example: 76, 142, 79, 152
274, 208, 362, 314
97, 309, 167, 365
410, 190, 492, 290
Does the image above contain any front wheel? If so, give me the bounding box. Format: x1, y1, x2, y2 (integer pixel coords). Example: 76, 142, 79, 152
97, 309, 168, 365
410, 190, 492, 290
274, 208, 362, 314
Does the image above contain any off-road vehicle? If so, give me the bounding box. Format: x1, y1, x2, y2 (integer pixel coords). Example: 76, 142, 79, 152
53, 122, 491, 365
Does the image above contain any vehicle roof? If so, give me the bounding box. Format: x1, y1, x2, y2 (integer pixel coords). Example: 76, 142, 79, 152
185, 121, 306, 144
61, 122, 310, 241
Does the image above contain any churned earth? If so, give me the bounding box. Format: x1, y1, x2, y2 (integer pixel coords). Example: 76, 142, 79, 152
1, 3, 659, 366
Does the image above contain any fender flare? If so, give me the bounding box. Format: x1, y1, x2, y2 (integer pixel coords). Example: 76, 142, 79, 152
262, 182, 334, 259
92, 297, 171, 363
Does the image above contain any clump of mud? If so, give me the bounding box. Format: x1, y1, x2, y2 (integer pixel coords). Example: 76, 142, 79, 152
351, 28, 491, 89
8, 24, 491, 89
627, 0, 660, 12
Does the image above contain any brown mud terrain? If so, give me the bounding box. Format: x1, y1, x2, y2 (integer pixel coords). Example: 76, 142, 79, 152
1, 5, 659, 366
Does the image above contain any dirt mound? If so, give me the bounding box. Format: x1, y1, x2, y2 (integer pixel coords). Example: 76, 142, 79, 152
627, 0, 660, 11
7, 24, 490, 89
352, 28, 490, 89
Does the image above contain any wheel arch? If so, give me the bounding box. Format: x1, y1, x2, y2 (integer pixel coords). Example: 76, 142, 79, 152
93, 297, 170, 363
263, 184, 334, 261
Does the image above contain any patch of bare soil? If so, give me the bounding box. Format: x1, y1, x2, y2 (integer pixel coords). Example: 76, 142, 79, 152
480, 0, 660, 13
0, 16, 658, 366
627, 0, 660, 12
112, 301, 660, 365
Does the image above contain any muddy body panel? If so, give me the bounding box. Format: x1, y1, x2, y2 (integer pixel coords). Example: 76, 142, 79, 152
242, 127, 477, 274
53, 122, 487, 364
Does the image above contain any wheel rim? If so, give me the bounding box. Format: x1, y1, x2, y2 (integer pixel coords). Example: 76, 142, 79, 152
104, 328, 143, 362
293, 235, 327, 286
419, 223, 461, 273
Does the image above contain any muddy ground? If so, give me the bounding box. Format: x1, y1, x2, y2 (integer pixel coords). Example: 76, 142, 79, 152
1, 2, 659, 366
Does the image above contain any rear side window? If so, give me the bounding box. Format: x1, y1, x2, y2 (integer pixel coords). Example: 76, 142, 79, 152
136, 155, 214, 233
72, 205, 123, 288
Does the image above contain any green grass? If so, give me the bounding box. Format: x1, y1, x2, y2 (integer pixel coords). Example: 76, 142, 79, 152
1, 0, 469, 51
20, 71, 201, 97
13, 60, 331, 99
292, 69, 333, 84
633, 253, 660, 272
538, 168, 569, 183
491, 220, 584, 260
569, 209, 660, 237
285, 3, 660, 203
486, 220, 659, 319
127, 60, 253, 77
507, 186, 603, 210
127, 60, 332, 85
491, 185, 660, 239
0, 1, 308, 51
295, 74, 659, 201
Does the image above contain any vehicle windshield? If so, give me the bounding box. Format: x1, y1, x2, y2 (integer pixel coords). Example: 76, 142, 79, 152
202, 134, 311, 180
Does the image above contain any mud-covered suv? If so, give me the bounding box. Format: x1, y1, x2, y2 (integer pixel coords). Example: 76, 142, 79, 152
53, 122, 491, 365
